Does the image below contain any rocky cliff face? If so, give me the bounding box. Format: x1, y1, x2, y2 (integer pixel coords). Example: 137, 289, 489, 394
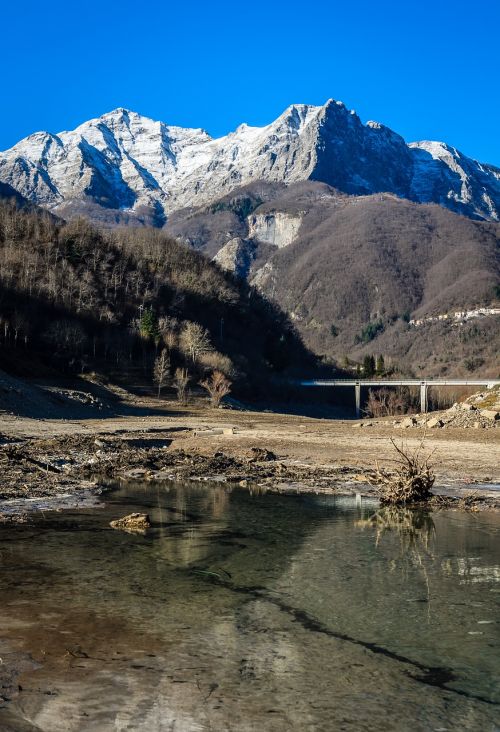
212, 237, 256, 277
248, 211, 303, 248
1, 100, 499, 223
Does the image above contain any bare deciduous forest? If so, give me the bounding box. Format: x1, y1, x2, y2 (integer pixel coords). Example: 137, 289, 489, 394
0, 197, 312, 396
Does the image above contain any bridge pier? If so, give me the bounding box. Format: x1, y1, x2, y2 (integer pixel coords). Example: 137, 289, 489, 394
300, 378, 500, 419
355, 382, 361, 418
420, 382, 428, 413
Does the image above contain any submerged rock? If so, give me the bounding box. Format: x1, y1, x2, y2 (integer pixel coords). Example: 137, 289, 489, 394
110, 513, 151, 532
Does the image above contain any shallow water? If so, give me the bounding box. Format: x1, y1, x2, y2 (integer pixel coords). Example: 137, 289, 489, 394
0, 482, 499, 731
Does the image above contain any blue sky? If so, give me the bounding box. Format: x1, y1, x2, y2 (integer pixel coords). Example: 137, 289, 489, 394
2, 0, 499, 164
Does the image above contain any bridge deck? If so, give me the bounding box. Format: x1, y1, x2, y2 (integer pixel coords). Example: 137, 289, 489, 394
301, 379, 500, 387
300, 379, 500, 417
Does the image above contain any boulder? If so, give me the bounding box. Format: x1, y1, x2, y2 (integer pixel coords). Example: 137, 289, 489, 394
480, 410, 500, 421
426, 418, 443, 428
401, 417, 417, 428
460, 403, 476, 411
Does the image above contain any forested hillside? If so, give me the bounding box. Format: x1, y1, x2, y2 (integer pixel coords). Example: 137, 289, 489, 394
0, 196, 312, 396
167, 183, 500, 377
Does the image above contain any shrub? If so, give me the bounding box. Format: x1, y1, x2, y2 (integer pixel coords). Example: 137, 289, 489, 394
366, 387, 408, 417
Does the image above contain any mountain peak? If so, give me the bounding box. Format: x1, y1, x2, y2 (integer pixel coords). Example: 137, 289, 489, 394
0, 99, 498, 222
99, 107, 147, 122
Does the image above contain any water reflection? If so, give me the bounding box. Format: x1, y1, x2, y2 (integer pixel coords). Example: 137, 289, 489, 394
356, 506, 436, 553
0, 483, 498, 732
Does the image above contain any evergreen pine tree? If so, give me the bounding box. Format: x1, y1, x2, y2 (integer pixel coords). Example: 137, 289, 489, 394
376, 354, 385, 375
363, 354, 375, 377
139, 307, 159, 342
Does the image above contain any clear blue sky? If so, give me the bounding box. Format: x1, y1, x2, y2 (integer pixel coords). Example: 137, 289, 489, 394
2, 0, 499, 164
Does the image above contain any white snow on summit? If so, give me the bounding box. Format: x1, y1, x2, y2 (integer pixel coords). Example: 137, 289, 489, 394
0, 100, 499, 223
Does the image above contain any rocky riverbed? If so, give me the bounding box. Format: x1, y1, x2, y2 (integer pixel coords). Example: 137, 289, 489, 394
1, 377, 499, 519
0, 421, 499, 521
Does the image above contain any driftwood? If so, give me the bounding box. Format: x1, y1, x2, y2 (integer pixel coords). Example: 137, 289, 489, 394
110, 513, 151, 533
0, 445, 62, 473
372, 437, 435, 505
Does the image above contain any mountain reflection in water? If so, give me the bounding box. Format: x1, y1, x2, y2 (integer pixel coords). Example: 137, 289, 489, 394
0, 481, 498, 732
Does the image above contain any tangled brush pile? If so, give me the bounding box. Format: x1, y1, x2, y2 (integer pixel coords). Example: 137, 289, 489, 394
373, 438, 435, 505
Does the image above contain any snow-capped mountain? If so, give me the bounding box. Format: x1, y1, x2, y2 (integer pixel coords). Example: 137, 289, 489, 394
1, 100, 499, 224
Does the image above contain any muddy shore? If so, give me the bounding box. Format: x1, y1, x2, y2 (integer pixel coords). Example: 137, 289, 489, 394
1, 396, 499, 517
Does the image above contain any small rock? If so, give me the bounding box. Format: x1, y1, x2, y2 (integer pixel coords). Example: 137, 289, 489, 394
123, 468, 148, 478
110, 513, 151, 531
426, 418, 443, 429
147, 471, 174, 481
246, 447, 277, 462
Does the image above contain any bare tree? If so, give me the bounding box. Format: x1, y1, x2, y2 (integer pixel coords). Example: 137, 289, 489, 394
366, 387, 410, 417
180, 321, 212, 364
158, 316, 178, 352
200, 370, 232, 408
42, 320, 88, 354
12, 311, 28, 348
153, 348, 170, 398
173, 367, 190, 405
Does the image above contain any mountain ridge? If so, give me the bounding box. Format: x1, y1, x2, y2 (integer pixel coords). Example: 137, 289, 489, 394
1, 100, 499, 224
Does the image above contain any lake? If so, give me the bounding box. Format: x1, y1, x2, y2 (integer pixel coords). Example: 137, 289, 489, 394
0, 481, 499, 731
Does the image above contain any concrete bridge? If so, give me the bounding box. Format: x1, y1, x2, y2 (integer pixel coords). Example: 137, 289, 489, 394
300, 379, 500, 418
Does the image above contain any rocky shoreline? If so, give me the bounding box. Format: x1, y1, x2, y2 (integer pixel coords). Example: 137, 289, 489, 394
1, 427, 499, 521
